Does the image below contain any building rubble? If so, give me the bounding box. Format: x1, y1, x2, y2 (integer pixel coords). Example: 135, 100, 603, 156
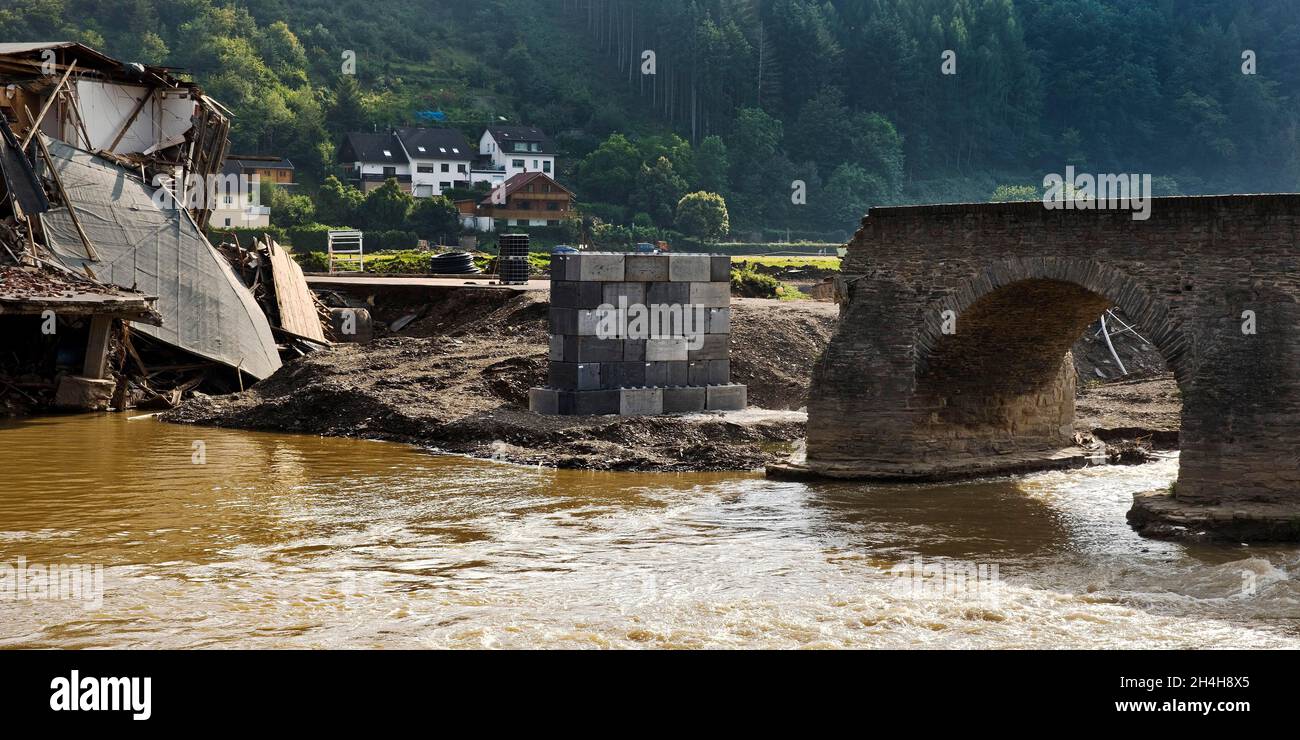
0, 41, 327, 415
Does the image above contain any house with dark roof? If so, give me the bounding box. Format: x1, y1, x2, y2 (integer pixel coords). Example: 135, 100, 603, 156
338, 127, 475, 197
458, 171, 574, 231
478, 125, 556, 181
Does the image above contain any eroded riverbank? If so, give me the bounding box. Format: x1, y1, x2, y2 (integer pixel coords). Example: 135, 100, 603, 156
162, 290, 1181, 472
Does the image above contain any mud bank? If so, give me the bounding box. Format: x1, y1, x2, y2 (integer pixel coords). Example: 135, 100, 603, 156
164, 294, 836, 471
164, 288, 1182, 472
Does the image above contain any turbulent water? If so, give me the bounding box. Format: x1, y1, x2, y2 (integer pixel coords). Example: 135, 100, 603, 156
1, 414, 1298, 649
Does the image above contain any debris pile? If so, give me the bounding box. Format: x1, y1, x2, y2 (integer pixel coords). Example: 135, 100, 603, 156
0, 41, 326, 416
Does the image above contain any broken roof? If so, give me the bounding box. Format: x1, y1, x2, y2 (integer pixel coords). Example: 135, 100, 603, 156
39, 139, 281, 380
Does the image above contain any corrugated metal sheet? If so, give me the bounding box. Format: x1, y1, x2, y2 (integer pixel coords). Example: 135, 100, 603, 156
40, 139, 282, 379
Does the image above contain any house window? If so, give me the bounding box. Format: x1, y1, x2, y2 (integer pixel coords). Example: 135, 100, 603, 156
418, 165, 435, 173
547, 202, 559, 211
440, 182, 452, 189
533, 160, 539, 169
382, 150, 392, 157
441, 163, 450, 172
543, 161, 551, 173
457, 164, 467, 173
513, 159, 525, 169
517, 201, 531, 210
383, 166, 397, 177
514, 143, 528, 152
224, 218, 232, 226
548, 220, 560, 226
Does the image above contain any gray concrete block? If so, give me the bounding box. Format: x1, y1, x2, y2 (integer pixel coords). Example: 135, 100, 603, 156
645, 361, 688, 386
688, 333, 730, 361
549, 362, 602, 390
707, 359, 731, 386
709, 254, 732, 282
602, 361, 647, 388
647, 281, 690, 306
562, 389, 621, 416
551, 280, 605, 309
689, 281, 731, 308
669, 253, 712, 282
706, 384, 747, 411
550, 254, 572, 281
624, 339, 647, 361
576, 252, 625, 281
602, 281, 647, 307
625, 254, 669, 282
619, 387, 663, 416
549, 334, 564, 361
706, 308, 731, 334
646, 337, 688, 361
549, 308, 605, 336
561, 336, 624, 363
687, 361, 710, 386
529, 387, 559, 414
663, 386, 707, 414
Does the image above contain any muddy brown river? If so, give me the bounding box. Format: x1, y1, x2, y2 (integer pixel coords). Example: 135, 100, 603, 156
1, 413, 1298, 648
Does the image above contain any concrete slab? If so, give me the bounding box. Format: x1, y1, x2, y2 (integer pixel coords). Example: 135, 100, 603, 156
575, 253, 626, 282
663, 386, 707, 414
625, 254, 670, 281
560, 336, 624, 363
549, 307, 604, 336
549, 362, 602, 390
53, 375, 115, 411
647, 282, 690, 306
669, 254, 711, 282
551, 280, 605, 309
646, 338, 688, 361
706, 384, 747, 411
602, 281, 646, 307
687, 333, 730, 361
549, 334, 564, 361
646, 360, 689, 386
619, 387, 664, 416
602, 361, 646, 388
689, 281, 731, 308
529, 387, 559, 414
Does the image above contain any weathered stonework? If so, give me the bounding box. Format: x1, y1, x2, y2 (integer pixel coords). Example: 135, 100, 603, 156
788, 195, 1300, 540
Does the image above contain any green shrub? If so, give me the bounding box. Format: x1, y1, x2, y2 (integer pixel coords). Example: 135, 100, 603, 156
730, 266, 780, 298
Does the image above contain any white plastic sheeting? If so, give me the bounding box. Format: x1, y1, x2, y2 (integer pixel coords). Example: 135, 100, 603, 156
40, 139, 282, 379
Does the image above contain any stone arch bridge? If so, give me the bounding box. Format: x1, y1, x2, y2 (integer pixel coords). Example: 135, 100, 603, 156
787, 195, 1300, 540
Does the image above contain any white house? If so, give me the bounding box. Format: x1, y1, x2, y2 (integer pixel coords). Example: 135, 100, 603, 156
338, 127, 475, 197
476, 125, 556, 182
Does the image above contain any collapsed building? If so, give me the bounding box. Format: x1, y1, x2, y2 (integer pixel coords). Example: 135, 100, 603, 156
0, 41, 324, 415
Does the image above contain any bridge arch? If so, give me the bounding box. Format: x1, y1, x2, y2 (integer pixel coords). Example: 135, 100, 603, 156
796, 196, 1300, 540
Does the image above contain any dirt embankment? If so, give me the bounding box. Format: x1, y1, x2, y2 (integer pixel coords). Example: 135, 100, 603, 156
164, 292, 839, 471
164, 287, 1182, 472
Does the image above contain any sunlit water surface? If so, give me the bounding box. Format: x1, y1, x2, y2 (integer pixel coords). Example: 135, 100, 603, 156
1, 414, 1297, 648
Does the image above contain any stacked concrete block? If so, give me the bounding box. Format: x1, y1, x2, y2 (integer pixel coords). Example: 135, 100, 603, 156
532, 252, 747, 416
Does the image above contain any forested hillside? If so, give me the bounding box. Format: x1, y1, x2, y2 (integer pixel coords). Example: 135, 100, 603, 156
4, 0, 1299, 239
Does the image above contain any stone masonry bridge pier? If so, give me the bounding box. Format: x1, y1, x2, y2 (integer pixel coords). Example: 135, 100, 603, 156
783, 195, 1300, 540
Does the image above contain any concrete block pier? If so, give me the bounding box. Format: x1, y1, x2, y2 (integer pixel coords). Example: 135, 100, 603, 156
531, 252, 746, 416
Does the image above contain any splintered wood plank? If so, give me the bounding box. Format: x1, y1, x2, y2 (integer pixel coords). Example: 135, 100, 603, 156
265, 239, 328, 343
